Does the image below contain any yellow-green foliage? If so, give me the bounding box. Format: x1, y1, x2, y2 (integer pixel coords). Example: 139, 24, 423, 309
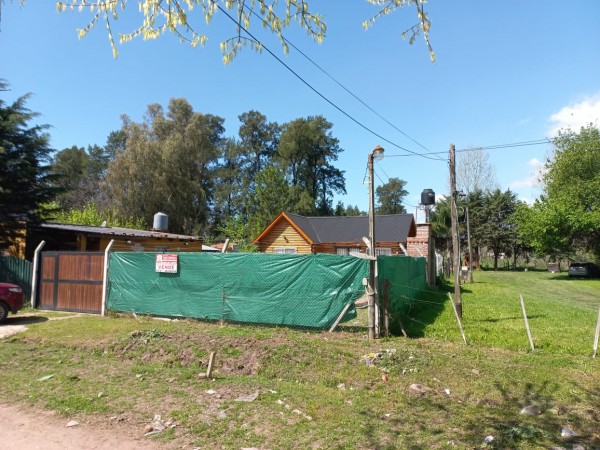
49, 202, 146, 229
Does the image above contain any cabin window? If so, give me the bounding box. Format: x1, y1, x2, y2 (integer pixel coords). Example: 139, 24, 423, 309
336, 247, 361, 256
274, 247, 297, 254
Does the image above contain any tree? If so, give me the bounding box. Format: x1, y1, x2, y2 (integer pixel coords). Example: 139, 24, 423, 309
217, 215, 257, 252
346, 204, 365, 216
277, 116, 346, 215
53, 1, 434, 62
105, 98, 224, 235
248, 165, 293, 237
0, 80, 57, 251
515, 124, 600, 260
49, 201, 145, 229
236, 111, 280, 218
105, 129, 127, 161
238, 110, 279, 178
430, 196, 452, 256
376, 177, 408, 214
51, 144, 109, 209
212, 137, 245, 227
456, 148, 498, 194
475, 189, 519, 270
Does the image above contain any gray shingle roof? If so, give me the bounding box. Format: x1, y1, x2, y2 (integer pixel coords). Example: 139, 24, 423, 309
284, 212, 415, 244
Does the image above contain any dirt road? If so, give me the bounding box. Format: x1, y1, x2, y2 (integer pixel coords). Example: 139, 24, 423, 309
0, 404, 165, 450
1, 315, 167, 449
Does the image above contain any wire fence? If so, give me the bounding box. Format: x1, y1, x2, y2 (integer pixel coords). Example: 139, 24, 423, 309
106, 252, 430, 334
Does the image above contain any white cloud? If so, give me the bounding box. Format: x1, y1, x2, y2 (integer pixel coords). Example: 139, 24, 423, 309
548, 94, 600, 136
509, 158, 544, 190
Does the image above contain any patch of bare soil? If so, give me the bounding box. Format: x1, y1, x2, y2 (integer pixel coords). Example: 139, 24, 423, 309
116, 332, 290, 376
0, 403, 168, 450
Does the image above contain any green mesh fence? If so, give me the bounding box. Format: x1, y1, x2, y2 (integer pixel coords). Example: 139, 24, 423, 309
377, 255, 428, 317
107, 252, 369, 329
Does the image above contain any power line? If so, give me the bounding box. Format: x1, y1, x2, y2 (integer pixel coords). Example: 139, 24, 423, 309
461, 138, 552, 152
215, 3, 440, 161
241, 3, 440, 159
373, 168, 386, 185
375, 161, 392, 182
273, 24, 438, 159
384, 138, 552, 158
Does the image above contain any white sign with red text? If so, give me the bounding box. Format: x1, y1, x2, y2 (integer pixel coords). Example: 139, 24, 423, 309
156, 254, 178, 273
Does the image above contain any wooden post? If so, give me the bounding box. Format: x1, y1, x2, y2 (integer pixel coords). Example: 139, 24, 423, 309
593, 303, 600, 358
382, 280, 390, 337
448, 292, 467, 345
206, 351, 216, 378
328, 301, 354, 332
519, 294, 535, 352
397, 315, 408, 338
449, 144, 462, 317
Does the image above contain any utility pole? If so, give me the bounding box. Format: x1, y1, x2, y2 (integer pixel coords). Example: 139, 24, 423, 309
367, 145, 384, 339
449, 144, 463, 318
368, 152, 376, 340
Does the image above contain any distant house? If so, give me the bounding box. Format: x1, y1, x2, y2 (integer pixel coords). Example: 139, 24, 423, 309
24, 223, 204, 259
253, 212, 418, 256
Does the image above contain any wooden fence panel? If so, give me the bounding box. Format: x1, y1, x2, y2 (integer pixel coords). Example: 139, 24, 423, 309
39, 252, 104, 313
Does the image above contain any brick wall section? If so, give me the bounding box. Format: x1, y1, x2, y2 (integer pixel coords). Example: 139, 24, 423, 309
407, 223, 434, 285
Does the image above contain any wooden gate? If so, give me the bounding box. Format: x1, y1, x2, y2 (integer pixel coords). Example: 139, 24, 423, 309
39, 252, 104, 313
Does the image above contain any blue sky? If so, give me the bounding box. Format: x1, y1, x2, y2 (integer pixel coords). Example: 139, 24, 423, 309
2, 1, 600, 218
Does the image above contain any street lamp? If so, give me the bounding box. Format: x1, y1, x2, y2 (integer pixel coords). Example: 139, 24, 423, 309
367, 144, 384, 339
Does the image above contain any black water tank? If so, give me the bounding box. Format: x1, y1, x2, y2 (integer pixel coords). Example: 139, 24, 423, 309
421, 189, 435, 206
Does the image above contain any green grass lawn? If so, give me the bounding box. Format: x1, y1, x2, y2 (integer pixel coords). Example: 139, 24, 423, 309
0, 270, 598, 449
403, 270, 600, 356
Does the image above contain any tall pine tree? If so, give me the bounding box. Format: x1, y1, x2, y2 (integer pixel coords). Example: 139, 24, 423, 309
0, 80, 57, 253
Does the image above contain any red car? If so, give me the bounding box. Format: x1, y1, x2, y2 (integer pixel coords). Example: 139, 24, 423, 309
0, 282, 25, 324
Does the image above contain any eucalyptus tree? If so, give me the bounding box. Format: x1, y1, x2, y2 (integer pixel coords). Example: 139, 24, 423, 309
105, 98, 224, 235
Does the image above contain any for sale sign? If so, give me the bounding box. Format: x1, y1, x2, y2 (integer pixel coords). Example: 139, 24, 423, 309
156, 254, 178, 273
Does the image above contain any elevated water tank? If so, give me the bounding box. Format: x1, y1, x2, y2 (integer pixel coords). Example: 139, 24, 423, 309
421, 189, 436, 206
153, 212, 169, 231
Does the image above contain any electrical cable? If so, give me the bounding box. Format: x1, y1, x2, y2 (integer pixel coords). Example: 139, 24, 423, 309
248, 10, 440, 160
215, 3, 441, 161
384, 138, 552, 158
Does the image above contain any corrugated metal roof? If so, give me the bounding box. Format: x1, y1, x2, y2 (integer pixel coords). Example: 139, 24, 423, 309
284, 213, 415, 244
40, 223, 202, 241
